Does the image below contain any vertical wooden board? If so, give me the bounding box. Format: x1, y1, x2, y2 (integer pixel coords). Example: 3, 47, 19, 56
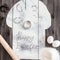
46, 0, 60, 51
45, 0, 54, 47
0, 1, 3, 60
0, 0, 14, 60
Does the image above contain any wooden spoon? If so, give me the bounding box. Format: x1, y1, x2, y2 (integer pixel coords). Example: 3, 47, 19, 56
0, 35, 20, 60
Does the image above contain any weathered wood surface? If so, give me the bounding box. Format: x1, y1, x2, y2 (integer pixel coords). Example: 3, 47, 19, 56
0, 0, 60, 60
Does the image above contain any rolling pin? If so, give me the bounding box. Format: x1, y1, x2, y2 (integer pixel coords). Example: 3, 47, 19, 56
0, 35, 20, 60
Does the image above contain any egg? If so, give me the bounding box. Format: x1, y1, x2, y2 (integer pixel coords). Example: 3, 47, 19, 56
52, 40, 60, 47
47, 36, 54, 44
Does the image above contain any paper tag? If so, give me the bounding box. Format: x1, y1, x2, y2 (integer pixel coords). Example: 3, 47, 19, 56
6, 0, 51, 59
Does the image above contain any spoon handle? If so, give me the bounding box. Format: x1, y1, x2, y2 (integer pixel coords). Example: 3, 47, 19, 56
0, 35, 20, 60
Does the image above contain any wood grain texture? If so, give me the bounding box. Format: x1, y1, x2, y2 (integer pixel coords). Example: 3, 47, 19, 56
0, 0, 60, 60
